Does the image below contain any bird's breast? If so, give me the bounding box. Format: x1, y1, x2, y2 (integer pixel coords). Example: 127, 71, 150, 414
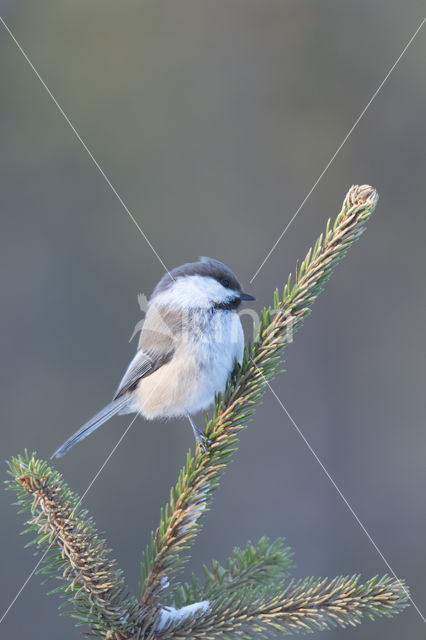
135, 310, 244, 418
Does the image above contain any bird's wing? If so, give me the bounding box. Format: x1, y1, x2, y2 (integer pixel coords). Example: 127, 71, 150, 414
113, 347, 174, 399
114, 300, 179, 400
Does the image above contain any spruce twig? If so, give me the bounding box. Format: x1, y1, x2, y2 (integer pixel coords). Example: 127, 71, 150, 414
158, 575, 409, 638
140, 185, 379, 604
6, 451, 152, 639
172, 537, 294, 607
7, 186, 410, 638
7, 452, 409, 639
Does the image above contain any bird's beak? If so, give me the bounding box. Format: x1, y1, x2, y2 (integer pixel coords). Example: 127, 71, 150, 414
240, 292, 256, 301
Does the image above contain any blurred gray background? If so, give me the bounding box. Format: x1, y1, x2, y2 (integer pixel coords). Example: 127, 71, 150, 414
1, 1, 425, 638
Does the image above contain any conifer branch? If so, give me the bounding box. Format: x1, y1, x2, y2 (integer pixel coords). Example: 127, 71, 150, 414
140, 185, 379, 604
7, 186, 411, 638
6, 451, 152, 639
157, 575, 409, 638
7, 452, 409, 639
171, 537, 294, 608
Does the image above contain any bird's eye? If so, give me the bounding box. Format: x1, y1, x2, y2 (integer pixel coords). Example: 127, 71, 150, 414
220, 279, 231, 289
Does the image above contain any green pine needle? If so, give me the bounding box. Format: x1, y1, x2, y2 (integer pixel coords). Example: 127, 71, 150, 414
172, 537, 294, 607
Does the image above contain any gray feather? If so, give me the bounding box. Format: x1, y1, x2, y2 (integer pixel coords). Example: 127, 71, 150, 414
113, 348, 174, 399
51, 398, 128, 458
113, 350, 154, 399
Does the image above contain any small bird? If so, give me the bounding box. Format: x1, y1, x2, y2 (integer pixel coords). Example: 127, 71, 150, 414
52, 257, 255, 458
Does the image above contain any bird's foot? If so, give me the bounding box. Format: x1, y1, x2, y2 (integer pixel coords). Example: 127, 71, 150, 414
187, 414, 211, 453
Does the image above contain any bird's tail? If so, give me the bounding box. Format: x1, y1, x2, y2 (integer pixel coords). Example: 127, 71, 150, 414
51, 398, 128, 459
